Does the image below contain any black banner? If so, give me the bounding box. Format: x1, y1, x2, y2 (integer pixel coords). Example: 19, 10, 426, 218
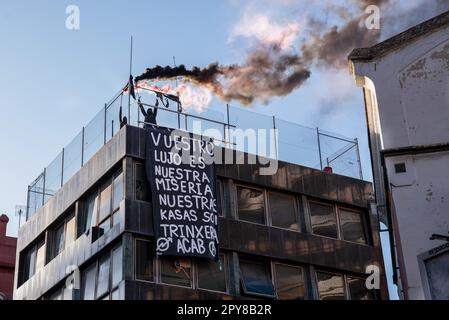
145, 125, 219, 259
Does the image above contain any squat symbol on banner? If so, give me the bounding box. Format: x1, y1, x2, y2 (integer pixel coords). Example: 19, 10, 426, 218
157, 237, 172, 253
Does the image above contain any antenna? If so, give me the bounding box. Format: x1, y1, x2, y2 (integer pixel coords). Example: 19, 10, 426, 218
15, 205, 26, 229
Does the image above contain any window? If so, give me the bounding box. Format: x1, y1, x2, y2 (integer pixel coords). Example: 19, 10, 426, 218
135, 163, 150, 202
309, 201, 338, 239
81, 264, 96, 300
49, 287, 73, 300
96, 256, 110, 298
80, 169, 123, 238
160, 257, 192, 287
112, 171, 123, 211
197, 255, 227, 293
81, 243, 123, 300
35, 240, 46, 272
237, 186, 265, 224
347, 277, 374, 300
269, 192, 299, 230
65, 215, 76, 247
19, 239, 45, 286
239, 258, 275, 297
316, 271, 345, 300
99, 182, 112, 223
339, 209, 367, 244
50, 213, 76, 260
112, 244, 123, 288
274, 263, 305, 300
216, 180, 224, 217
135, 240, 153, 282
53, 224, 65, 257
80, 192, 98, 235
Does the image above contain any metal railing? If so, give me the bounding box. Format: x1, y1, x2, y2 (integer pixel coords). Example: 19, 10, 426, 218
26, 87, 362, 222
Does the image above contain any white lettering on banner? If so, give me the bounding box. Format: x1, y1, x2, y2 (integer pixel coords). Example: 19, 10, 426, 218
147, 127, 219, 258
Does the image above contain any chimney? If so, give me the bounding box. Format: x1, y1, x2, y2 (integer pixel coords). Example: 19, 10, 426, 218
0, 214, 9, 239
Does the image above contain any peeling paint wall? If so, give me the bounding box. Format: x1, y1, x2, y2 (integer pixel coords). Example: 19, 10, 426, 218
352, 26, 449, 300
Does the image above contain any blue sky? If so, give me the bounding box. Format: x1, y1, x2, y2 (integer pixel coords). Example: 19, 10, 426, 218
0, 0, 412, 298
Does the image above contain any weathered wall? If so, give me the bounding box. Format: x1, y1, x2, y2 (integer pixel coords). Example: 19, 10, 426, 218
352, 24, 449, 299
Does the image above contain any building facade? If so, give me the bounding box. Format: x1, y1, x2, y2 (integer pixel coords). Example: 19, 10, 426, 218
14, 125, 387, 300
0, 214, 17, 300
349, 11, 449, 300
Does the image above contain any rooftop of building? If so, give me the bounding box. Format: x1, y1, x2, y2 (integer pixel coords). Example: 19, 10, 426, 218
349, 10, 449, 62
24, 86, 365, 224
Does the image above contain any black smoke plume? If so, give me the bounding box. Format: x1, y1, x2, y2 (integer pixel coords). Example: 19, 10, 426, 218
135, 0, 448, 106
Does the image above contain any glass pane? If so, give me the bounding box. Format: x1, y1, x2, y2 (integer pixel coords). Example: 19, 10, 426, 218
111, 289, 120, 300
27, 247, 37, 280
197, 257, 226, 292
240, 259, 274, 296
348, 277, 373, 300
99, 182, 112, 223
53, 224, 65, 258
112, 244, 123, 288
112, 210, 121, 227
135, 240, 153, 282
112, 172, 123, 211
135, 163, 150, 201
83, 192, 98, 234
269, 193, 299, 230
274, 264, 305, 300
65, 215, 76, 248
35, 241, 46, 271
160, 257, 192, 287
63, 287, 73, 300
237, 187, 265, 224
309, 202, 338, 238
50, 290, 63, 300
82, 264, 96, 300
217, 180, 224, 217
316, 272, 345, 300
339, 209, 366, 244
96, 256, 110, 298
99, 218, 111, 236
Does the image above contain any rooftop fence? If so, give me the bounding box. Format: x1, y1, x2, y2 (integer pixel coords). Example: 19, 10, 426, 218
26, 87, 362, 222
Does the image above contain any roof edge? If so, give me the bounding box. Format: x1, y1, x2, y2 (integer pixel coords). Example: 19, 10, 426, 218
349, 10, 449, 62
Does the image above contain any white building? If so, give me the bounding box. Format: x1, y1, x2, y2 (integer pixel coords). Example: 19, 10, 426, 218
349, 11, 449, 300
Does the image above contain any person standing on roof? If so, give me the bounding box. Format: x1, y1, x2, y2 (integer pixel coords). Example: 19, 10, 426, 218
138, 97, 158, 126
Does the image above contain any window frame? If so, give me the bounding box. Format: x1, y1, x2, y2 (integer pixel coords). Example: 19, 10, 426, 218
49, 211, 76, 262
79, 169, 123, 239
216, 179, 225, 218
337, 206, 369, 246
307, 199, 340, 240
134, 238, 155, 283
196, 254, 228, 294
134, 162, 151, 203
315, 270, 346, 300
346, 275, 375, 300
159, 256, 194, 289
80, 242, 123, 300
272, 262, 306, 300
239, 256, 275, 298
267, 191, 300, 231
235, 184, 268, 226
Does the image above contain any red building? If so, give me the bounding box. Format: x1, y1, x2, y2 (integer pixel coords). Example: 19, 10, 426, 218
0, 214, 17, 300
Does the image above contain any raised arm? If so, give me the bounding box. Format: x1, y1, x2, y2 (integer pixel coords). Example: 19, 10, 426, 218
138, 100, 147, 117
153, 106, 158, 118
